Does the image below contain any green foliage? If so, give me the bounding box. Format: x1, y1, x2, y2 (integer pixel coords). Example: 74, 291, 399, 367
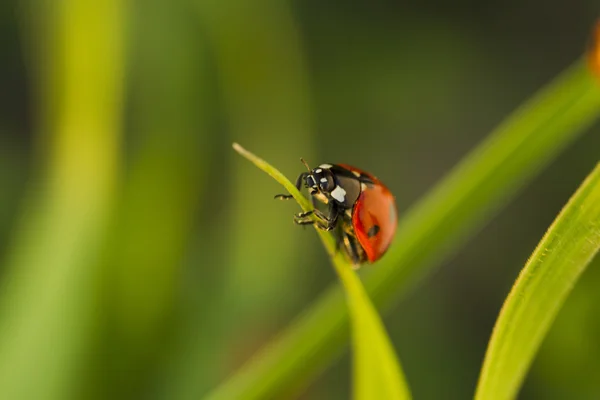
226, 143, 411, 400
475, 163, 600, 400
341, 265, 410, 400
206, 60, 600, 399
1, 3, 600, 400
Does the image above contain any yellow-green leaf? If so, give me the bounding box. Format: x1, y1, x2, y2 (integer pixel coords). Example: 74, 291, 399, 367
337, 264, 410, 399
0, 1, 125, 399
475, 162, 600, 400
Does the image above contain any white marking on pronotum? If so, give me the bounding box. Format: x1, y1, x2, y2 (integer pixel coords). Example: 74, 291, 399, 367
320, 178, 328, 183
331, 185, 346, 202
319, 164, 332, 169
314, 168, 322, 173
352, 171, 361, 177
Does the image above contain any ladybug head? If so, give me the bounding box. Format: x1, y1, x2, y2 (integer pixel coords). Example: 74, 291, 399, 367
297, 160, 361, 208
304, 164, 336, 200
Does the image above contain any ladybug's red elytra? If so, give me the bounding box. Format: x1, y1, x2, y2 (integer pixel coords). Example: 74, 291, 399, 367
275, 160, 398, 266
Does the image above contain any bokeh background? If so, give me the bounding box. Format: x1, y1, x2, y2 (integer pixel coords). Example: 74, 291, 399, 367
1, 1, 600, 399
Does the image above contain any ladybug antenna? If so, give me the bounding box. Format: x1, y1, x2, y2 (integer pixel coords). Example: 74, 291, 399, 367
300, 157, 311, 172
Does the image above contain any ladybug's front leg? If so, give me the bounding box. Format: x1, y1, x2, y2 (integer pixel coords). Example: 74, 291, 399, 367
294, 203, 339, 231
274, 172, 308, 200
295, 194, 328, 221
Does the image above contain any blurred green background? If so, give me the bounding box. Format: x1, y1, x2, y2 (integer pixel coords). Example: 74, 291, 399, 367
1, 1, 600, 399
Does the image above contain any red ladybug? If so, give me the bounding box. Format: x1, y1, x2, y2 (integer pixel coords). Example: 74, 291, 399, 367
276, 160, 398, 266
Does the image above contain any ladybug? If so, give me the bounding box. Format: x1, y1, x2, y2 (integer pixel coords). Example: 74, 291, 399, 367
275, 160, 398, 266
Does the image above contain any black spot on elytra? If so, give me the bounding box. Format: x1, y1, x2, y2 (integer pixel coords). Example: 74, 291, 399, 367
367, 225, 380, 238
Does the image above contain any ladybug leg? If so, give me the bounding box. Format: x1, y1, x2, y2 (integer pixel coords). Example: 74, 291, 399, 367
338, 222, 365, 266
340, 230, 364, 267
274, 172, 309, 200
295, 194, 324, 219
294, 203, 339, 231
294, 213, 336, 231
294, 197, 327, 220
293, 215, 330, 231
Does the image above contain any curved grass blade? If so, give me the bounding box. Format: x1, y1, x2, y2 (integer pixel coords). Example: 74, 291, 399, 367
206, 59, 600, 400
226, 143, 411, 400
231, 143, 337, 257
475, 163, 600, 400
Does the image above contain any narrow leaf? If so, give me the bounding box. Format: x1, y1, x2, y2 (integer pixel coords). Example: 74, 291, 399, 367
475, 163, 600, 400
336, 262, 410, 399
0, 1, 125, 399
228, 143, 411, 400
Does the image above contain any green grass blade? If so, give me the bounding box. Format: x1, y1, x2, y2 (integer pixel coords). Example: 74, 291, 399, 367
95, 2, 209, 396
0, 1, 125, 399
337, 264, 410, 400
206, 59, 600, 399
475, 163, 600, 400
227, 143, 411, 400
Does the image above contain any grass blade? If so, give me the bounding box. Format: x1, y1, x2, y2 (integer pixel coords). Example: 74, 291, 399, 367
475, 163, 600, 400
227, 143, 411, 400
206, 59, 600, 399
0, 1, 125, 399
338, 264, 410, 399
